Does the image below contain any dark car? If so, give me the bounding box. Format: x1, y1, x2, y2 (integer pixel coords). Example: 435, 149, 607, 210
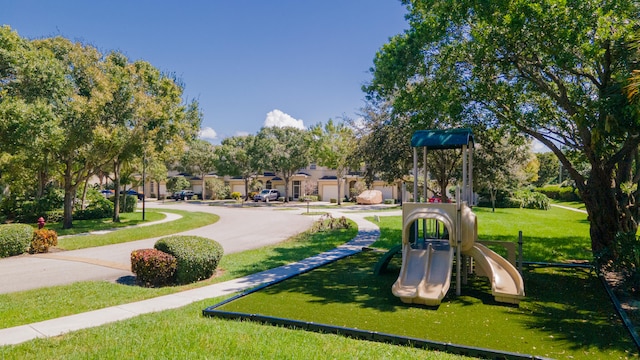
254, 189, 279, 202
120, 189, 144, 200
173, 190, 195, 200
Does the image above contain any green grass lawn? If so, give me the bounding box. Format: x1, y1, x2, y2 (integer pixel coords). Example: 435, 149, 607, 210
57, 209, 218, 250
1, 204, 622, 359
214, 251, 636, 359
371, 205, 592, 263
0, 221, 358, 329
0, 298, 469, 360
50, 211, 165, 236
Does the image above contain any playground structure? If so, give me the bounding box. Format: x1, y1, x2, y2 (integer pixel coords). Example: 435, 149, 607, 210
391, 129, 525, 306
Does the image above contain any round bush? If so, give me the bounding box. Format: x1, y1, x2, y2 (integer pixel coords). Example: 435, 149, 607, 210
131, 249, 177, 287
0, 224, 34, 258
154, 235, 224, 284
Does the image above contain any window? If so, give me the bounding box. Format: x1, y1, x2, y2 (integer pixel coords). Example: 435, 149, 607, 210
309, 163, 316, 170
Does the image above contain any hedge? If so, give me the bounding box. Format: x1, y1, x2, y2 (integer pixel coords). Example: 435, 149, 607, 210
154, 235, 224, 284
0, 224, 34, 258
131, 249, 177, 287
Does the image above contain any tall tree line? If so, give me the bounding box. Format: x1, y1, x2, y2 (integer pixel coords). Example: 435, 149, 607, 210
0, 26, 201, 228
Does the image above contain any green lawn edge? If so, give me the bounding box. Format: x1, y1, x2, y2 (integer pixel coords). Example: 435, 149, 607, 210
57, 209, 219, 250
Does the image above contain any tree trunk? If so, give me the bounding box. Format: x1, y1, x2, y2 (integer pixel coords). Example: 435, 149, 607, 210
113, 160, 121, 223
490, 187, 497, 213
581, 167, 619, 260
244, 178, 250, 201
337, 177, 342, 205
62, 161, 74, 229
80, 179, 89, 210
202, 174, 206, 200
283, 176, 289, 203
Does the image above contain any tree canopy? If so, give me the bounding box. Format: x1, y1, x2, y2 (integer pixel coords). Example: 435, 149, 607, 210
0, 26, 201, 227
365, 0, 640, 259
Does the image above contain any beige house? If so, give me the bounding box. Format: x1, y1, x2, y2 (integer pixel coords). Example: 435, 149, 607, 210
139, 164, 402, 202
226, 163, 401, 202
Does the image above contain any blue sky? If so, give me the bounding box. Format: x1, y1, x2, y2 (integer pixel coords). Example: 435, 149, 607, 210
1, 1, 409, 143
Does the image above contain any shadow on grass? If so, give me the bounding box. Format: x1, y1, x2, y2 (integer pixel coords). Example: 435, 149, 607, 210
219, 252, 637, 357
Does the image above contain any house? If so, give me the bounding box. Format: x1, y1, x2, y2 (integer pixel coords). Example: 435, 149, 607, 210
136, 164, 402, 202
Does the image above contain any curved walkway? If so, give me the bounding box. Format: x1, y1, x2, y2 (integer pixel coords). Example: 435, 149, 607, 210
0, 205, 383, 346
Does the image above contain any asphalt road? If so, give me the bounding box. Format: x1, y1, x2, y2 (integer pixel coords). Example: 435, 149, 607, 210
0, 202, 318, 294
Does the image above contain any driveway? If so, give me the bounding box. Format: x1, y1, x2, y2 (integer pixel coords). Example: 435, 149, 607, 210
0, 202, 317, 294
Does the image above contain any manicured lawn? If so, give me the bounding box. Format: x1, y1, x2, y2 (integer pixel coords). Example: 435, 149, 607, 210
0, 221, 358, 329
214, 251, 636, 359
0, 298, 468, 360
50, 211, 165, 236
57, 209, 218, 250
371, 205, 592, 263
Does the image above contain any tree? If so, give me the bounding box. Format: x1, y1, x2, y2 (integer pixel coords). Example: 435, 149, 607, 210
255, 126, 310, 202
474, 129, 533, 211
214, 135, 259, 200
535, 152, 560, 187
310, 119, 357, 205
166, 176, 190, 195
33, 36, 113, 229
366, 0, 640, 259
180, 140, 217, 199
0, 26, 66, 200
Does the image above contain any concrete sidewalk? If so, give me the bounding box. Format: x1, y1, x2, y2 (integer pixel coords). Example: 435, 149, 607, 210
0, 212, 380, 346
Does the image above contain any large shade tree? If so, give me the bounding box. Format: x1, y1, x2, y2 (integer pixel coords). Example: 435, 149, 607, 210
366, 0, 640, 260
310, 119, 357, 205
255, 126, 310, 202
180, 139, 217, 199
214, 134, 259, 200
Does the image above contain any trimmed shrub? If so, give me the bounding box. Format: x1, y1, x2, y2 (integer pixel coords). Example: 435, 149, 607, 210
311, 213, 352, 232
300, 195, 318, 202
512, 190, 550, 210
329, 198, 337, 204
44, 210, 64, 223
0, 224, 34, 258
230, 192, 242, 200
109, 195, 137, 213
131, 248, 177, 287
536, 185, 581, 201
29, 229, 58, 254
383, 199, 395, 204
75, 195, 114, 220
154, 235, 224, 284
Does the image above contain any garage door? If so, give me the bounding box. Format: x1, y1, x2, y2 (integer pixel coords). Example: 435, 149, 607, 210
374, 185, 393, 200
322, 185, 338, 202
232, 185, 245, 195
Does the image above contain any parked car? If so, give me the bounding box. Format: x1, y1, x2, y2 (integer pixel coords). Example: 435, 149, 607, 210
120, 189, 144, 200
100, 189, 114, 197
174, 190, 195, 200
254, 189, 279, 202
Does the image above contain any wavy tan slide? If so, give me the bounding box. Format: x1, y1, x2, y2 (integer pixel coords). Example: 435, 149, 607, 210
464, 243, 525, 304
392, 242, 454, 306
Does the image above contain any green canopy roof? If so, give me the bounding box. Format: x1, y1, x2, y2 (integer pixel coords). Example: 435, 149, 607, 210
410, 128, 474, 149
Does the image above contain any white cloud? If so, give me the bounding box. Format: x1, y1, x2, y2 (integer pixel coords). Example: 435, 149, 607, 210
199, 127, 218, 140
235, 131, 250, 137
264, 109, 305, 130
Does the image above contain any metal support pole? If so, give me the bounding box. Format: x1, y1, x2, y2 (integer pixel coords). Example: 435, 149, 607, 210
469, 141, 474, 205
413, 148, 418, 202
423, 147, 427, 203
518, 231, 523, 275
456, 186, 461, 296
462, 145, 467, 204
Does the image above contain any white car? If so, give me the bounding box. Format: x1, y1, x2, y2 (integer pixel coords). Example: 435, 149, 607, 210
254, 189, 279, 202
